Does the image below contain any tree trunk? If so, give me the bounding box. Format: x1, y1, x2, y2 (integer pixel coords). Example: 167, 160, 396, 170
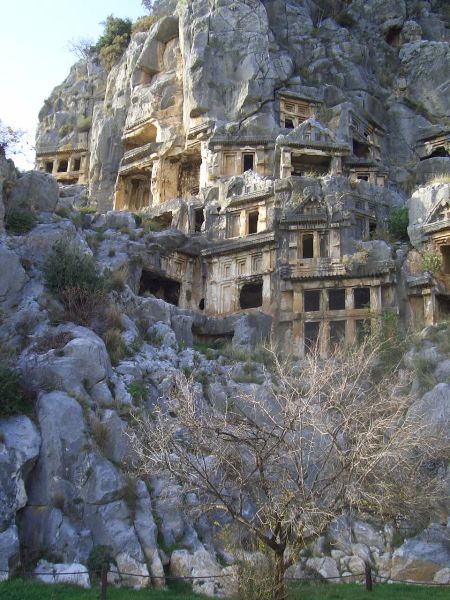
273, 551, 286, 600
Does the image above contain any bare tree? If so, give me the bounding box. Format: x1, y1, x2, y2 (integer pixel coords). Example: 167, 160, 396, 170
141, 0, 155, 12
0, 119, 24, 156
130, 336, 448, 600
66, 37, 95, 60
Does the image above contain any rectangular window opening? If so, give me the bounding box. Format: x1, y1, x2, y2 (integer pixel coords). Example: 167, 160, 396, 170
441, 245, 450, 274
330, 320, 346, 348
248, 211, 259, 234
355, 319, 370, 342
354, 287, 371, 309
73, 158, 81, 172
304, 321, 320, 355
243, 153, 255, 172
328, 288, 345, 311
45, 161, 53, 173
304, 290, 320, 312
284, 118, 295, 129
194, 208, 205, 233
227, 213, 240, 238
57, 160, 68, 173
302, 234, 314, 259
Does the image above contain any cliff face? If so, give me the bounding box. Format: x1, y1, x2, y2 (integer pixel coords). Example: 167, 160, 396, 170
36, 0, 450, 209
0, 0, 446, 593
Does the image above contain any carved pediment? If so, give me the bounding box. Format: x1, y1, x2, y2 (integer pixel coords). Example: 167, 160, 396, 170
426, 198, 450, 225
276, 118, 338, 148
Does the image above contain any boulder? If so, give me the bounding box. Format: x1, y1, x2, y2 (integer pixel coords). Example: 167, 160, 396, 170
7, 171, 59, 213
0, 526, 20, 581
105, 211, 136, 230
305, 557, 340, 580
0, 245, 27, 309
391, 524, 450, 582
408, 383, 450, 440
33, 559, 90, 588
21, 326, 111, 397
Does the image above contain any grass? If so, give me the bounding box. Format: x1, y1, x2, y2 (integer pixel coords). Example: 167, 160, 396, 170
287, 582, 450, 599
0, 579, 205, 600
0, 580, 449, 600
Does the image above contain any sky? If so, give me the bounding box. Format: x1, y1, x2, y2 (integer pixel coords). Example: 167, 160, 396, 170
0, 0, 146, 170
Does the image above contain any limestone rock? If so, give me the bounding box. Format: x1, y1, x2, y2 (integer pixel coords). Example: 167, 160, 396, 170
33, 560, 90, 588
305, 557, 340, 580
0, 244, 27, 309
20, 326, 111, 397
391, 524, 450, 582
7, 171, 58, 213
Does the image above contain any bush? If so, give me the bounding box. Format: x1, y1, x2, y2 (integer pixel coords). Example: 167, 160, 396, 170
96, 15, 132, 70
43, 241, 105, 324
87, 545, 116, 582
388, 206, 409, 242
0, 362, 31, 417
132, 14, 157, 33
422, 251, 443, 275
77, 116, 92, 132
5, 209, 37, 235
44, 241, 103, 296
103, 327, 126, 365
58, 123, 73, 138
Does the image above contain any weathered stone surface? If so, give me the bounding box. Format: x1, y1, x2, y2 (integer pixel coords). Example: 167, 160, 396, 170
305, 557, 340, 580
0, 415, 40, 576
33, 560, 90, 588
0, 244, 27, 309
20, 326, 111, 397
391, 525, 450, 582
7, 171, 59, 213
408, 383, 450, 440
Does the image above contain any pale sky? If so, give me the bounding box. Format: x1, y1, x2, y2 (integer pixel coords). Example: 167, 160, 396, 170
0, 0, 146, 170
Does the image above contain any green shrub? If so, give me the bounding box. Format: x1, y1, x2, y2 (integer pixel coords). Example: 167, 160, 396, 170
413, 356, 438, 391
5, 209, 37, 234
43, 241, 105, 324
388, 206, 409, 242
422, 251, 443, 275
128, 380, 148, 403
43, 241, 104, 296
132, 14, 157, 33
0, 362, 31, 417
87, 545, 116, 582
96, 15, 132, 70
77, 116, 92, 132
58, 123, 73, 138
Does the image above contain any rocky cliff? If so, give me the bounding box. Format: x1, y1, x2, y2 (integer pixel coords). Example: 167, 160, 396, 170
1, 0, 450, 594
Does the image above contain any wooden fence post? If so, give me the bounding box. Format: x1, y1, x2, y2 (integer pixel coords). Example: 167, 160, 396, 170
100, 562, 108, 600
365, 562, 373, 592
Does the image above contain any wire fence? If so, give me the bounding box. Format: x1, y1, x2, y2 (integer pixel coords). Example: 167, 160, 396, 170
1, 562, 450, 598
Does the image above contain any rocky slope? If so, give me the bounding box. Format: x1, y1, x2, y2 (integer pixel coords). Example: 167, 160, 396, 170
0, 172, 450, 591
1, 0, 449, 594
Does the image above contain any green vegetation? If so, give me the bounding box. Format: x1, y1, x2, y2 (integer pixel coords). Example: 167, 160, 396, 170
128, 379, 148, 403
0, 362, 31, 417
96, 15, 132, 70
43, 240, 105, 324
43, 240, 104, 296
132, 14, 158, 33
86, 545, 116, 583
5, 209, 37, 235
58, 123, 73, 138
413, 356, 438, 391
388, 206, 409, 242
0, 580, 448, 600
422, 250, 443, 275
77, 116, 92, 132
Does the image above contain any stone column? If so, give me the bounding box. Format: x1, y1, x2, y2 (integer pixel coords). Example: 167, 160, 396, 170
423, 290, 436, 325
370, 285, 382, 314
